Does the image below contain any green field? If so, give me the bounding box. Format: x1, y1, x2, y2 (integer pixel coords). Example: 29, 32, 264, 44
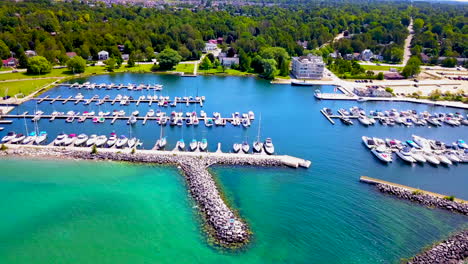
361, 65, 403, 71
175, 63, 195, 74
0, 79, 59, 97
198, 68, 253, 76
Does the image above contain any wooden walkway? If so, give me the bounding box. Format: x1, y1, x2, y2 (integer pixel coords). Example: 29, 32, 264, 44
360, 176, 468, 203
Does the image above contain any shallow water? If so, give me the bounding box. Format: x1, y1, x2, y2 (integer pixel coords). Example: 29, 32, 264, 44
0, 74, 467, 263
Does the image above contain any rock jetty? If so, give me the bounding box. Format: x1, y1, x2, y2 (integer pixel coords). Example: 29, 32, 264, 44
0, 145, 308, 248
408, 230, 468, 264
376, 184, 468, 216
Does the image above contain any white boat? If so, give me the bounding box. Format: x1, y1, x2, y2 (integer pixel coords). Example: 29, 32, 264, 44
63, 134, 77, 146
95, 135, 107, 147
446, 151, 462, 163
423, 152, 440, 165
233, 143, 241, 153
457, 140, 468, 149
22, 132, 37, 144
241, 142, 250, 153
371, 146, 392, 163
437, 154, 452, 165
74, 93, 84, 99
147, 109, 155, 117
396, 147, 416, 163
132, 110, 139, 116
412, 135, 431, 150
11, 133, 26, 144
264, 138, 275, 155
189, 139, 198, 151
410, 150, 427, 163
86, 134, 98, 146
74, 134, 88, 146
177, 139, 185, 151
128, 116, 137, 125
248, 111, 255, 120
116, 135, 129, 148
107, 133, 118, 147
53, 133, 67, 146
34, 131, 47, 145
358, 116, 371, 126
199, 139, 208, 152
372, 137, 385, 146
127, 137, 138, 148
1, 131, 16, 143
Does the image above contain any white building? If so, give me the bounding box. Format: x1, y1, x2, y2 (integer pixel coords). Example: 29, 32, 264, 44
291, 54, 325, 79
204, 43, 218, 53
98, 50, 109, 60
361, 49, 374, 61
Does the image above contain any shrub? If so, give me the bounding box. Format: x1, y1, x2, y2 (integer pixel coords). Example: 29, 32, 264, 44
443, 195, 455, 201
412, 190, 423, 195
131, 148, 136, 154
91, 145, 97, 154
0, 144, 7, 151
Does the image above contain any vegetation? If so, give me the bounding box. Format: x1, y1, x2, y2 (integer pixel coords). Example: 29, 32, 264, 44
175, 63, 195, 74
443, 195, 455, 202
361, 65, 403, 71
27, 56, 52, 74
401, 56, 421, 78
66, 56, 87, 73
156, 48, 182, 70
412, 190, 423, 196
91, 145, 97, 155
0, 78, 59, 97
0, 144, 7, 151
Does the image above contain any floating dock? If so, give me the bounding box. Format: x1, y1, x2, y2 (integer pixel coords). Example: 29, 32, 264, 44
33, 96, 205, 105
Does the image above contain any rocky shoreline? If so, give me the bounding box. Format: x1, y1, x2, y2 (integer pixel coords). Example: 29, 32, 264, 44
0, 146, 290, 248
407, 230, 468, 264
376, 184, 468, 215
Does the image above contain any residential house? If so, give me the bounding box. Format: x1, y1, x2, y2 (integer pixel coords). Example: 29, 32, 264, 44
2, 57, 18, 67
66, 52, 77, 58
420, 53, 430, 64
25, 50, 36, 57
98, 50, 109, 60
384, 72, 404, 80
218, 53, 239, 67
117, 45, 125, 52
121, 54, 129, 61
297, 40, 308, 49
371, 88, 391, 97
361, 49, 374, 61
204, 43, 218, 53
291, 54, 325, 79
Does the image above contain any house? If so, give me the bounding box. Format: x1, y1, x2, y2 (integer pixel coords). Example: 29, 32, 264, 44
361, 49, 373, 61
354, 87, 371, 97
117, 45, 125, 52
216, 37, 223, 44
98, 50, 109, 60
354, 87, 391, 97
25, 50, 36, 57
384, 72, 404, 80
420, 53, 430, 64
2, 57, 18, 67
291, 54, 325, 79
66, 52, 77, 58
208, 39, 218, 44
371, 88, 391, 97
344, 53, 360, 60
218, 53, 239, 67
121, 54, 129, 61
297, 40, 308, 49
204, 43, 218, 53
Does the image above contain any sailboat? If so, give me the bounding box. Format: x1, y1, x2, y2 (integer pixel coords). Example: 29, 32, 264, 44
155, 125, 167, 150
253, 114, 263, 153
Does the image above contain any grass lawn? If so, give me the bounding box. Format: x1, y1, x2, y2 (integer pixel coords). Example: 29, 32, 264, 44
0, 67, 14, 72
199, 68, 253, 76
0, 78, 59, 97
175, 63, 195, 74
361, 65, 403, 71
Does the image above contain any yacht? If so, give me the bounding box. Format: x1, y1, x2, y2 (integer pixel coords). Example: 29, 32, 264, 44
422, 152, 440, 165
34, 131, 47, 145
95, 135, 108, 147
74, 134, 88, 146
116, 135, 129, 148
63, 134, 77, 146
128, 116, 137, 125
456, 140, 468, 149
410, 150, 426, 163
86, 135, 98, 146
11, 133, 26, 144
1, 131, 16, 143
437, 154, 452, 165
199, 139, 208, 152
53, 133, 67, 146
190, 139, 198, 152
177, 139, 185, 151
127, 137, 138, 148
396, 147, 416, 163
147, 109, 155, 117
22, 132, 37, 144
107, 133, 118, 147
205, 118, 214, 127
241, 141, 250, 154
233, 143, 241, 153
412, 135, 431, 150
264, 138, 275, 155
371, 146, 392, 163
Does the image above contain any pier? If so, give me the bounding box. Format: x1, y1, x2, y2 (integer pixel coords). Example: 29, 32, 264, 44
34, 96, 205, 105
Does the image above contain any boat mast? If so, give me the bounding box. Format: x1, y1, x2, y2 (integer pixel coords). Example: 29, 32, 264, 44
256, 113, 261, 142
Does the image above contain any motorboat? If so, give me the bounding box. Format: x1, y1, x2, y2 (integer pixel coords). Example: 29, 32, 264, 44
358, 116, 371, 126
242, 118, 250, 128
53, 133, 67, 146
132, 110, 139, 116
205, 118, 214, 127
63, 134, 77, 146
73, 134, 88, 146
412, 135, 431, 150
34, 131, 47, 145
248, 111, 255, 120
189, 139, 198, 152
444, 117, 460, 126
445, 151, 462, 163
78, 115, 87, 123
253, 141, 263, 153
147, 109, 155, 117
95, 135, 107, 147
156, 137, 167, 149
385, 138, 404, 150
74, 93, 84, 99
22, 132, 37, 144
427, 118, 441, 126
192, 116, 200, 126
264, 138, 275, 155
116, 135, 129, 148
456, 140, 468, 149
241, 141, 250, 154
422, 152, 440, 165
396, 147, 416, 163
233, 143, 241, 153
371, 146, 392, 163
1, 131, 16, 143
128, 116, 137, 125
406, 140, 420, 149
340, 117, 353, 125
436, 154, 452, 165
106, 133, 118, 147
410, 150, 426, 163
11, 133, 26, 144
127, 137, 138, 148
199, 139, 208, 152
86, 134, 98, 146
186, 118, 193, 126
177, 139, 185, 151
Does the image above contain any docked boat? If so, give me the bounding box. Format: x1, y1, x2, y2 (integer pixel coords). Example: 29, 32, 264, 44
95, 135, 107, 147
53, 133, 67, 146
427, 118, 441, 126
456, 139, 468, 149
410, 150, 426, 163
264, 138, 275, 155
437, 154, 452, 165
132, 110, 139, 116
147, 109, 155, 117
1, 131, 16, 143
372, 137, 386, 147
358, 116, 371, 126
241, 141, 250, 154
199, 139, 208, 152
74, 134, 88, 146
106, 133, 118, 147
423, 152, 440, 165
371, 146, 392, 163
127, 137, 138, 148
177, 139, 185, 151
34, 131, 47, 145
340, 117, 353, 125
446, 151, 462, 163
412, 135, 431, 150
396, 147, 416, 163
233, 143, 241, 153
63, 134, 77, 146
10, 133, 26, 144
406, 140, 420, 149
205, 118, 214, 127
385, 138, 404, 150
291, 80, 314, 86
86, 134, 98, 146
116, 135, 129, 148
156, 137, 167, 150
189, 139, 198, 151
242, 118, 250, 128
127, 116, 137, 125
22, 132, 37, 144
248, 111, 255, 120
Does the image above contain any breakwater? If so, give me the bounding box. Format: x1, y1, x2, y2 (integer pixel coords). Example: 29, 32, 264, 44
408, 230, 468, 264
0, 144, 309, 248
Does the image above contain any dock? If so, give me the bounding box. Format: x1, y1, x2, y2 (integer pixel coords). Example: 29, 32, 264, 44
32, 96, 205, 106
360, 176, 468, 203
320, 109, 335, 124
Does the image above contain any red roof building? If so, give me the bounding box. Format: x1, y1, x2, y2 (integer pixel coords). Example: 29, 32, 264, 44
66, 52, 77, 58
2, 57, 18, 67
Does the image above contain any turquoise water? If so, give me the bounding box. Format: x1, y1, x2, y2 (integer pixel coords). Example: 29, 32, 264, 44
1, 74, 467, 263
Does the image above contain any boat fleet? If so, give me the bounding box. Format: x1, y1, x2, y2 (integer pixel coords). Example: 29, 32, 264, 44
1, 131, 48, 145
70, 82, 163, 91
232, 138, 275, 154
52, 132, 142, 148
324, 107, 468, 127
362, 135, 468, 165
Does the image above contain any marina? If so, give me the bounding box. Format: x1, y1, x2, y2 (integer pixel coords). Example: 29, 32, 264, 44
32, 95, 205, 106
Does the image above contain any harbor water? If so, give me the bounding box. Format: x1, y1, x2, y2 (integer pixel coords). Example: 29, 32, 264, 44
0, 74, 467, 263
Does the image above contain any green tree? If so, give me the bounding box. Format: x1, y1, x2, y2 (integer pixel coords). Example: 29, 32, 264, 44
366, 70, 375, 77
238, 48, 251, 72
261, 59, 277, 79
127, 57, 135, 67
0, 40, 10, 60
441, 58, 457, 68
66, 56, 86, 73
16, 47, 29, 68
199, 56, 212, 70
402, 56, 421, 78
413, 18, 424, 32
104, 58, 117, 71
26, 56, 51, 74
156, 48, 182, 70
377, 72, 384, 80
